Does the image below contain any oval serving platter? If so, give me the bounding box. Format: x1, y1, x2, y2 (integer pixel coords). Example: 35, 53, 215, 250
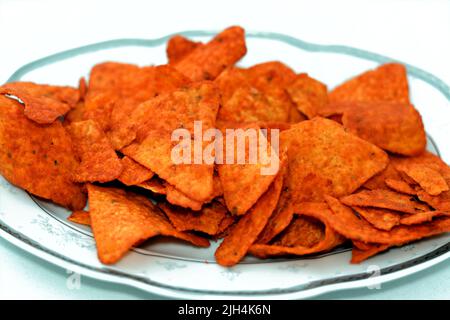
0, 30, 449, 299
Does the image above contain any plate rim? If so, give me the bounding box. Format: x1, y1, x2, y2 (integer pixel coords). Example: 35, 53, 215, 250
2, 29, 450, 299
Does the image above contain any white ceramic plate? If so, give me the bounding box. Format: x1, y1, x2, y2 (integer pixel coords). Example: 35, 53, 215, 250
1, 31, 449, 299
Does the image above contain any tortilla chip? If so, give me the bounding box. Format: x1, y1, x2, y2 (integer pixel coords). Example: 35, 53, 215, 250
159, 200, 230, 235
385, 178, 417, 195
246, 61, 296, 90
78, 77, 87, 101
118, 156, 154, 186
174, 26, 246, 81
0, 96, 86, 210
165, 183, 203, 210
340, 189, 429, 214
136, 177, 167, 194
167, 35, 202, 64
396, 164, 449, 196
215, 158, 285, 266
282, 117, 388, 199
121, 82, 219, 202
68, 210, 91, 226
87, 185, 209, 264
352, 206, 400, 231
0, 82, 80, 124
400, 211, 450, 225
329, 63, 410, 103
286, 73, 329, 119
217, 126, 279, 215
364, 161, 402, 190
324, 196, 450, 244
351, 242, 390, 264
249, 202, 345, 258
67, 120, 123, 183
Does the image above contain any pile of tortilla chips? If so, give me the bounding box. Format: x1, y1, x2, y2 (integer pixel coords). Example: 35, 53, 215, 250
0, 26, 449, 266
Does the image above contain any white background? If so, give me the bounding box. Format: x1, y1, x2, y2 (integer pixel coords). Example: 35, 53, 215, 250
0, 0, 449, 299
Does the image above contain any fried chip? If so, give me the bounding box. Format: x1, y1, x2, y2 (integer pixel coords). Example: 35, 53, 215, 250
87, 185, 209, 264
396, 164, 449, 196
329, 63, 410, 103
324, 196, 450, 244
282, 117, 388, 199
340, 189, 428, 214
136, 177, 167, 194
400, 211, 450, 225
286, 73, 329, 119
0, 96, 86, 210
217, 126, 279, 215
215, 158, 285, 266
174, 26, 247, 81
159, 200, 230, 235
341, 102, 426, 156
352, 206, 400, 231
165, 183, 203, 211
246, 61, 296, 90
118, 156, 154, 186
0, 82, 80, 124
67, 120, 123, 183
351, 242, 390, 264
249, 202, 345, 259
385, 178, 417, 195
167, 35, 202, 64
68, 210, 91, 226
364, 161, 402, 190
122, 82, 220, 202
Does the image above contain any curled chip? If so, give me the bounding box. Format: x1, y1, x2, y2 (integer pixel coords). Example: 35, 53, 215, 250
0, 82, 80, 124
400, 211, 450, 225
341, 102, 426, 156
122, 82, 220, 202
215, 157, 286, 266
159, 200, 230, 235
340, 189, 429, 214
167, 35, 202, 64
174, 26, 247, 81
385, 179, 417, 195
281, 117, 388, 199
136, 177, 167, 195
324, 196, 450, 245
396, 164, 449, 196
68, 210, 91, 226
329, 63, 410, 103
352, 207, 400, 231
218, 126, 279, 215
351, 242, 390, 264
249, 202, 345, 259
87, 185, 209, 264
286, 73, 329, 119
0, 96, 86, 210
67, 119, 123, 183
118, 156, 154, 186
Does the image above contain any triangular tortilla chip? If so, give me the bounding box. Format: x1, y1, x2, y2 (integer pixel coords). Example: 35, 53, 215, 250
0, 82, 80, 124
352, 206, 401, 231
0, 96, 86, 210
329, 63, 410, 103
118, 156, 154, 186
87, 185, 209, 264
166, 35, 202, 64
67, 119, 123, 183
68, 210, 91, 226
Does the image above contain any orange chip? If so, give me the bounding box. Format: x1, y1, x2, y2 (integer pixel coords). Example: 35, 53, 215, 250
249, 202, 345, 259
78, 77, 88, 101
174, 26, 247, 81
87, 185, 209, 264
351, 242, 390, 264
68, 210, 91, 226
136, 177, 167, 195
364, 161, 402, 190
385, 178, 417, 195
215, 158, 286, 266
118, 156, 154, 186
329, 63, 410, 103
167, 35, 202, 64
400, 211, 450, 225
396, 164, 449, 196
286, 73, 329, 119
0, 82, 80, 124
165, 183, 203, 211
324, 196, 450, 245
352, 206, 400, 231
122, 82, 219, 202
217, 126, 279, 215
67, 120, 123, 183
0, 96, 86, 210
340, 189, 429, 214
159, 200, 230, 235
246, 61, 296, 90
